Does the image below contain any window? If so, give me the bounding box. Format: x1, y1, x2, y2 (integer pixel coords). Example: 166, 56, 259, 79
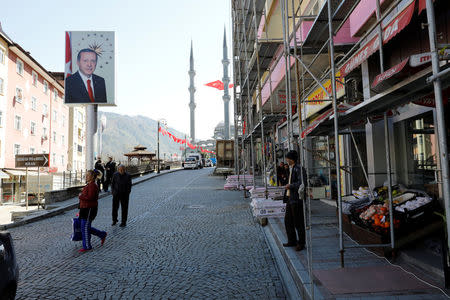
62, 115, 66, 127
53, 89, 58, 101
43, 81, 48, 94
16, 58, 24, 75
43, 127, 47, 136
30, 121, 36, 135
15, 87, 23, 103
53, 110, 57, 122
14, 115, 22, 130
14, 144, 20, 155
52, 153, 56, 165
31, 97, 37, 111
0, 77, 4, 95
43, 104, 48, 116
0, 47, 5, 64
32, 71, 38, 86
0, 111, 2, 127
61, 155, 64, 166
53, 131, 57, 143
30, 147, 35, 154
61, 135, 65, 145
78, 111, 83, 123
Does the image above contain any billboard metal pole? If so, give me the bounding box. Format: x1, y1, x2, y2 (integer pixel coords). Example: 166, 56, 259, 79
86, 105, 97, 171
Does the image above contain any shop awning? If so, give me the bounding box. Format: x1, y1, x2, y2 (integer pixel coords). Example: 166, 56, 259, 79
301, 103, 358, 139
252, 114, 286, 136
371, 58, 410, 92
340, 0, 415, 77
339, 63, 450, 126
0, 170, 10, 179
4, 169, 27, 176
302, 0, 360, 50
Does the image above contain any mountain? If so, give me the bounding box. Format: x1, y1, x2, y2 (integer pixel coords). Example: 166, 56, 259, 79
99, 112, 187, 163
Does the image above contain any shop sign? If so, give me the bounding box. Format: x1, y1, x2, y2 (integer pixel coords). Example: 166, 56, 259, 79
382, 0, 415, 45
15, 154, 49, 168
409, 49, 450, 67
412, 88, 449, 107
372, 58, 409, 88
340, 0, 415, 77
303, 71, 345, 119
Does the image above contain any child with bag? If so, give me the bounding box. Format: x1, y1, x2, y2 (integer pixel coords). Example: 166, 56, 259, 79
77, 169, 107, 253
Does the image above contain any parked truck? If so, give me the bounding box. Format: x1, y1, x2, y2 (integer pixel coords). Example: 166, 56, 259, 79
214, 140, 234, 175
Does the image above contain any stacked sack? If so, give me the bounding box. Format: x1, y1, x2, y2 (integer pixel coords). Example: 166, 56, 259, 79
224, 175, 254, 190
249, 186, 286, 218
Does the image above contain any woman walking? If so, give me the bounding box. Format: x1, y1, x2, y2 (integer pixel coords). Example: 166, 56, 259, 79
78, 169, 107, 253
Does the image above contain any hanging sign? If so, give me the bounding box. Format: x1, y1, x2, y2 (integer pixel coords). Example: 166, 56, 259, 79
15, 154, 49, 168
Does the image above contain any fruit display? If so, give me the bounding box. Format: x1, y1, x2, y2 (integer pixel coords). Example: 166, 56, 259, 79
358, 203, 400, 230
352, 186, 372, 199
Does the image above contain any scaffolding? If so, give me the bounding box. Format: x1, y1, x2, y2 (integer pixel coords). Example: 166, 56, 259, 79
232, 0, 449, 296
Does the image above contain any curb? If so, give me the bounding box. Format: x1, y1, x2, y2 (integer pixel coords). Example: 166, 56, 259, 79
0, 168, 182, 230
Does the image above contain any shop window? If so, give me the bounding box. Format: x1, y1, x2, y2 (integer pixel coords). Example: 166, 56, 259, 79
395, 112, 437, 191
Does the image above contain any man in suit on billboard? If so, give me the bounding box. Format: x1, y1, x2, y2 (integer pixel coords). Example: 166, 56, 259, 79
65, 48, 107, 104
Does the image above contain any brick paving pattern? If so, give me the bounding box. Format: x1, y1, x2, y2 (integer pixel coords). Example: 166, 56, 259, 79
9, 169, 286, 299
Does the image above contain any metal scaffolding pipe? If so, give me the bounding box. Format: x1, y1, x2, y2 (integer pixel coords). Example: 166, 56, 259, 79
327, 0, 345, 268
280, 0, 294, 150
425, 0, 450, 251
384, 113, 395, 250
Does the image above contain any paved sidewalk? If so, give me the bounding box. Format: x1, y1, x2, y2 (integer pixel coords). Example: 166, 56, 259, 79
0, 168, 181, 230
266, 199, 449, 299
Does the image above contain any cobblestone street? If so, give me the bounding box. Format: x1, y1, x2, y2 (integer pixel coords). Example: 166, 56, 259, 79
9, 169, 286, 299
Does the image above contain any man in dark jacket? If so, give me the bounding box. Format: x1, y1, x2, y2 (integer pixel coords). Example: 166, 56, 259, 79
94, 158, 105, 191
103, 156, 116, 192
111, 165, 132, 227
283, 150, 307, 251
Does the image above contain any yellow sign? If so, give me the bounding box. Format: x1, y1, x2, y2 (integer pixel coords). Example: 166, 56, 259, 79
303, 71, 345, 119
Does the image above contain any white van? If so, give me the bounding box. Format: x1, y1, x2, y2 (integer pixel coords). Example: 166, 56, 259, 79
184, 157, 198, 169
187, 153, 203, 168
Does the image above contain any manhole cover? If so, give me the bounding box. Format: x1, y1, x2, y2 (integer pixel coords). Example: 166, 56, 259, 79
187, 205, 205, 209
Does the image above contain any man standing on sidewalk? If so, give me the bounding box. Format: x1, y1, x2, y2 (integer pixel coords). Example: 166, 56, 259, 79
111, 165, 132, 227
104, 156, 116, 192
283, 150, 307, 251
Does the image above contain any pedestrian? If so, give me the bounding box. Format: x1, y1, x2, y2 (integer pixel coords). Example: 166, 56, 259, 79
95, 157, 105, 191
283, 150, 307, 252
78, 169, 107, 253
104, 156, 116, 192
111, 164, 132, 227
277, 162, 287, 186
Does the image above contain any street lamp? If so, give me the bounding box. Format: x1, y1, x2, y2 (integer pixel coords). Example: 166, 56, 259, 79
157, 119, 167, 174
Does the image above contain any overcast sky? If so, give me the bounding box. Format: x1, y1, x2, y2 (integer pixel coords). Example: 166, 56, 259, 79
0, 0, 233, 140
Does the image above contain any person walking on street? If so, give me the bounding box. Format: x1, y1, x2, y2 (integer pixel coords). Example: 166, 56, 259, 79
111, 165, 132, 227
78, 170, 107, 253
95, 158, 105, 191
104, 156, 116, 192
283, 150, 307, 252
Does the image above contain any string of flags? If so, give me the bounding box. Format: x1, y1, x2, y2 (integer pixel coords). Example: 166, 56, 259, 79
158, 127, 216, 155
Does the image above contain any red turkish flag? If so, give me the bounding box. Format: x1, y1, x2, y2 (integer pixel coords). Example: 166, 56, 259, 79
205, 80, 234, 91
205, 80, 224, 90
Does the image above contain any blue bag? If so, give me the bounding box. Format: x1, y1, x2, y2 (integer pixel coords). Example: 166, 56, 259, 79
71, 217, 82, 241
